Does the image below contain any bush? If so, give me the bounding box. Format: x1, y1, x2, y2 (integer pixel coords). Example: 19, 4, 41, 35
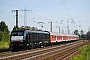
0, 31, 10, 42
71, 45, 90, 60
0, 31, 5, 41
0, 41, 9, 49
0, 32, 10, 49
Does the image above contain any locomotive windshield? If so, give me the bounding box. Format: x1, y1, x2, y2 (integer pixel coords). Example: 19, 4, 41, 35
11, 31, 24, 41
11, 31, 24, 36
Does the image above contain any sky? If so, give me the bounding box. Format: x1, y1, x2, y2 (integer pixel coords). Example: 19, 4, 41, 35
0, 0, 90, 34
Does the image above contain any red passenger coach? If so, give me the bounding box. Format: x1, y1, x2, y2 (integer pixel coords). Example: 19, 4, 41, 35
73, 35, 79, 40
57, 34, 63, 42
50, 32, 79, 43
66, 34, 72, 41
62, 34, 67, 41
50, 32, 57, 43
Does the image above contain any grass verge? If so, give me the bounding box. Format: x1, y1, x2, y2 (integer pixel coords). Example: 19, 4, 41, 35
71, 44, 90, 60
0, 41, 9, 49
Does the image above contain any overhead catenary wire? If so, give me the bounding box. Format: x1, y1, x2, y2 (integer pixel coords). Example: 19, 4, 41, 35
18, 0, 44, 10
30, 0, 72, 22
18, 0, 27, 6
0, 0, 90, 32
0, 0, 23, 18
17, 0, 51, 22
0, 0, 89, 21
0, 11, 15, 17
0, 0, 72, 22
0, 1, 22, 9
73, 10, 90, 19
34, 0, 72, 12
0, 1, 25, 18
20, 5, 32, 27
30, 0, 44, 9
63, 0, 71, 18
0, 0, 71, 20
63, 0, 71, 34
0, 0, 47, 24
0, 1, 32, 27
31, 0, 51, 10
28, 0, 74, 23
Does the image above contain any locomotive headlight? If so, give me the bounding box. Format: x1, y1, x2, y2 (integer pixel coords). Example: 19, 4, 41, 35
21, 40, 23, 42
11, 44, 13, 46
35, 43, 36, 44
30, 43, 31, 45
11, 40, 13, 42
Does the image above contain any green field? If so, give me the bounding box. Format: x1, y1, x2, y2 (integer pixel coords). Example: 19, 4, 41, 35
71, 44, 90, 60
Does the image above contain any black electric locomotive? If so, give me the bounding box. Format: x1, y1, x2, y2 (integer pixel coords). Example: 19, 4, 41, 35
10, 30, 50, 49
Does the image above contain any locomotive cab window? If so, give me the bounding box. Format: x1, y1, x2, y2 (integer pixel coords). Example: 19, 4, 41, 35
11, 31, 24, 36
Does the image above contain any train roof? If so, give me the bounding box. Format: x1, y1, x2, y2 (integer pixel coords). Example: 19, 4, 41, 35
50, 32, 66, 36
50, 32, 79, 37
50, 32, 57, 35
11, 30, 49, 34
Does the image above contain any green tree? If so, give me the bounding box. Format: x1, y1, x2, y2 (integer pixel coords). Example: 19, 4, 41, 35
74, 30, 79, 35
13, 26, 20, 30
13, 26, 38, 31
25, 26, 31, 28
0, 31, 5, 41
0, 21, 9, 33
30, 26, 37, 30
81, 34, 87, 40
0, 21, 10, 41
86, 31, 90, 40
80, 30, 84, 34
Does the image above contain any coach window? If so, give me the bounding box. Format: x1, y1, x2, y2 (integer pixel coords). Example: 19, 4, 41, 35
52, 36, 54, 38
63, 36, 65, 38
59, 36, 60, 38
52, 35, 56, 38
57, 36, 58, 38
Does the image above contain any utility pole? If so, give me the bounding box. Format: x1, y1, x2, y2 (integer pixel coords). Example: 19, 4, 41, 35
20, 5, 32, 28
12, 10, 18, 30
59, 27, 60, 33
67, 19, 69, 34
48, 21, 52, 32
56, 26, 60, 33
56, 20, 63, 33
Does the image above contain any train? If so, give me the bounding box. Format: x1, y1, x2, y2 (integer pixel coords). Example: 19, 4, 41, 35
10, 29, 79, 50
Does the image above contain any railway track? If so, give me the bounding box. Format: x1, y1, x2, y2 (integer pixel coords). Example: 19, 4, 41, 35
0, 40, 89, 60
38, 40, 90, 60
0, 41, 77, 57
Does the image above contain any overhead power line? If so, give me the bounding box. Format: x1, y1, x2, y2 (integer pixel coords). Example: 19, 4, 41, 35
0, 11, 14, 16
63, 0, 71, 34
30, 0, 44, 9
0, 1, 21, 9
34, 0, 72, 12
63, 0, 71, 18
20, 5, 32, 27
73, 10, 90, 19
31, 0, 50, 10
